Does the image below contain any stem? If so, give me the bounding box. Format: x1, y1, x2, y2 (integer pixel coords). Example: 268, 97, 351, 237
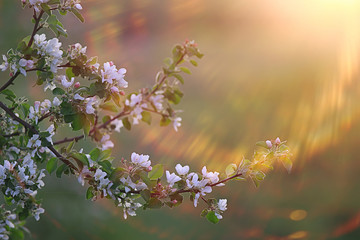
27, 10, 44, 49
2, 132, 21, 138
176, 173, 243, 194
53, 111, 129, 145
0, 101, 77, 170
0, 72, 21, 92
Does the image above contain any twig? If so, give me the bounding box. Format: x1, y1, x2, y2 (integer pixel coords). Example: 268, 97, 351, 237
0, 101, 77, 170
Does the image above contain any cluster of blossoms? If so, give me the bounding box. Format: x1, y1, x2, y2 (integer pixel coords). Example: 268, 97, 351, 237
0, 1, 292, 238
0, 50, 34, 76
33, 34, 63, 73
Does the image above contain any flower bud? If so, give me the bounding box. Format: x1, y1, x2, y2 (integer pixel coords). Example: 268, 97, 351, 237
74, 82, 80, 88
275, 137, 281, 145
266, 140, 272, 148
120, 90, 125, 96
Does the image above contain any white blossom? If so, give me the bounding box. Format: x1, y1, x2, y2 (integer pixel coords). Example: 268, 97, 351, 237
173, 117, 182, 132
166, 171, 181, 187
150, 94, 164, 111
100, 134, 114, 150
111, 118, 123, 132
175, 164, 189, 176
131, 152, 151, 168
52, 97, 62, 106
0, 55, 8, 71
59, 75, 74, 88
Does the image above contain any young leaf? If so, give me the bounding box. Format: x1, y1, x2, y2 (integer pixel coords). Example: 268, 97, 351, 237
46, 157, 58, 174
180, 67, 191, 74
141, 111, 152, 125
206, 211, 219, 224
86, 186, 94, 200
148, 164, 164, 180
122, 117, 131, 130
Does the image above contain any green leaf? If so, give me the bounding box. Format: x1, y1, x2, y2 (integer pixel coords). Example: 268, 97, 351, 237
71, 152, 89, 167
48, 0, 60, 4
148, 164, 164, 180
71, 8, 85, 22
160, 116, 171, 126
89, 148, 101, 162
146, 198, 163, 209
1, 89, 16, 99
86, 186, 94, 200
66, 67, 75, 79
66, 140, 76, 153
190, 59, 198, 67
206, 211, 219, 224
141, 111, 152, 125
256, 141, 268, 149
200, 209, 209, 217
72, 114, 85, 131
280, 156, 292, 173
180, 67, 191, 74
102, 115, 111, 124
20, 103, 30, 118
122, 117, 131, 130
9, 228, 24, 240
225, 163, 237, 177
140, 189, 151, 202
41, 3, 51, 15
56, 164, 68, 178
172, 73, 184, 84
52, 87, 65, 95
46, 157, 58, 174
100, 102, 118, 112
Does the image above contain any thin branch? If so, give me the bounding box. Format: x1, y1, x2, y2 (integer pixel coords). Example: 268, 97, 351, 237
0, 101, 77, 170
0, 72, 21, 92
27, 10, 44, 49
2, 132, 21, 138
54, 111, 129, 145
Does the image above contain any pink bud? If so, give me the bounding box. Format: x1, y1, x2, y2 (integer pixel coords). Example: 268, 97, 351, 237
266, 140, 272, 148
275, 137, 281, 145
147, 166, 152, 172
9, 72, 13, 77
74, 82, 80, 88
172, 200, 178, 204
109, 61, 114, 67
119, 90, 125, 96
128, 166, 133, 171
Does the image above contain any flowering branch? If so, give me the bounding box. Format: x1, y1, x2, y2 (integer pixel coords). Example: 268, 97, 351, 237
0, 1, 293, 238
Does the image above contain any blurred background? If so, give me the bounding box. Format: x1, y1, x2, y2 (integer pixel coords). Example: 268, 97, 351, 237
1, 0, 360, 239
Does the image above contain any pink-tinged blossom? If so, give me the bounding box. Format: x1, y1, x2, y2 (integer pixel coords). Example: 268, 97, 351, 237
275, 137, 281, 145
40, 99, 51, 114
175, 164, 189, 176
266, 140, 272, 148
166, 171, 181, 187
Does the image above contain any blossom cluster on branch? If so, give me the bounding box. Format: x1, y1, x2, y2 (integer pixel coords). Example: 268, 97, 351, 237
0, 1, 292, 239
